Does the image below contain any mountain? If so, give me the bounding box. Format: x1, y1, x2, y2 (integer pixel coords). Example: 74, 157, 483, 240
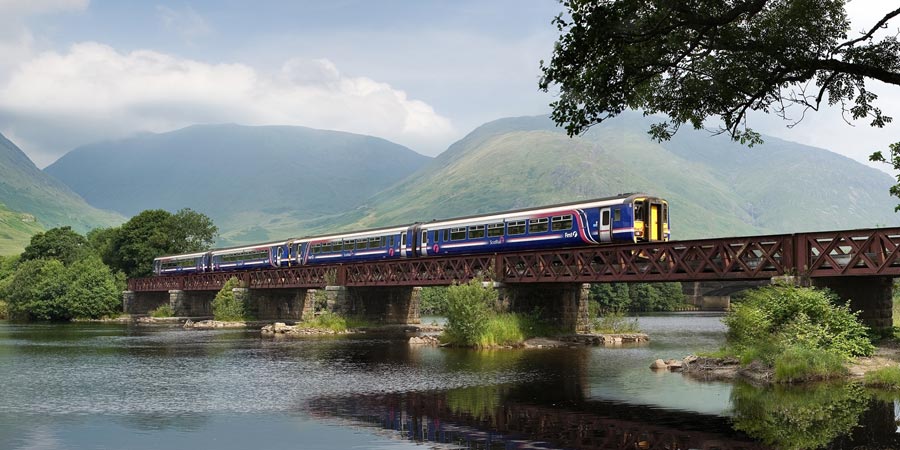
44, 124, 431, 243
0, 133, 123, 254
0, 203, 43, 255
320, 112, 898, 240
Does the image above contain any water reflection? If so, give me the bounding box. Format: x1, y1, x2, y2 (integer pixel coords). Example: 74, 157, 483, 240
2, 318, 900, 450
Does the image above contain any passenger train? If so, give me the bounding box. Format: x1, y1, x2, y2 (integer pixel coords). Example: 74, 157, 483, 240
152, 193, 669, 276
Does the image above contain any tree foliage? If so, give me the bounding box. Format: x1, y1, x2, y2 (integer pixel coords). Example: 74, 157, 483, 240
540, 0, 900, 142
101, 208, 218, 278
21, 226, 92, 265
212, 276, 249, 322
590, 282, 685, 311
2, 256, 120, 321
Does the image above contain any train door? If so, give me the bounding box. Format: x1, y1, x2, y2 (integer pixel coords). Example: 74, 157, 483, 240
400, 230, 408, 257
599, 208, 611, 242
650, 204, 660, 241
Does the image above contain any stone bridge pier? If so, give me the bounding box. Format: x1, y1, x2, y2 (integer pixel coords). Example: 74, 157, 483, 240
811, 276, 894, 335
497, 283, 591, 333
323, 286, 421, 324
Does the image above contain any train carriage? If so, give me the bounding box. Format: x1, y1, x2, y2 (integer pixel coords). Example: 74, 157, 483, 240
153, 252, 209, 275
298, 225, 412, 265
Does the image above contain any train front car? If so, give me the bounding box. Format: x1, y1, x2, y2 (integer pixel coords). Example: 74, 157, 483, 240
417, 194, 669, 257
627, 195, 670, 243
152, 252, 210, 276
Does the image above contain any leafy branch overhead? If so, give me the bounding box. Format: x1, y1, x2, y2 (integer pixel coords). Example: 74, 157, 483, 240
539, 0, 900, 144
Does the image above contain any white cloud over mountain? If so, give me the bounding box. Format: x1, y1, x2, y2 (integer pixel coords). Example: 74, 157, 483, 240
0, 42, 454, 166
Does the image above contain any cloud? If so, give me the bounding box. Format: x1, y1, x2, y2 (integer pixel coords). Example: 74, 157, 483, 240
0, 43, 455, 166
156, 5, 212, 41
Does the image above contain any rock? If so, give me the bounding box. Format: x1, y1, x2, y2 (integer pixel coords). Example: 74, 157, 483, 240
667, 360, 684, 371
650, 359, 668, 370
408, 335, 440, 346
683, 355, 699, 365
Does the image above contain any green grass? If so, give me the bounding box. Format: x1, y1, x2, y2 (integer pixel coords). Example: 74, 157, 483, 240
150, 304, 174, 318
863, 366, 900, 389
0, 204, 43, 256
773, 346, 848, 383
442, 312, 563, 348
301, 311, 370, 332
592, 310, 641, 333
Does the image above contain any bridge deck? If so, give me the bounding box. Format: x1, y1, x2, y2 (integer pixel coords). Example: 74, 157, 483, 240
128, 227, 900, 291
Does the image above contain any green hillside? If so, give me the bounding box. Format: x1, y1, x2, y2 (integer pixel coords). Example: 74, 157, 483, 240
0, 203, 44, 255
0, 133, 122, 253
44, 124, 430, 243
310, 113, 898, 239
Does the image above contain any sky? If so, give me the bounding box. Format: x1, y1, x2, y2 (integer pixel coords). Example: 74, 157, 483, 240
0, 0, 896, 171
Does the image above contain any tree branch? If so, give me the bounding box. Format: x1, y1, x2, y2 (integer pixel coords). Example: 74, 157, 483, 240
837, 7, 900, 50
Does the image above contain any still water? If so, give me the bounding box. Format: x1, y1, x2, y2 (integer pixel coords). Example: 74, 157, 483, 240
0, 313, 897, 450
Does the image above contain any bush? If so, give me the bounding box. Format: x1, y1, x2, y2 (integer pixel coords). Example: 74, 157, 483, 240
724, 285, 874, 359
0, 300, 7, 320
863, 366, 900, 389
212, 277, 248, 322
443, 279, 496, 346
150, 304, 174, 318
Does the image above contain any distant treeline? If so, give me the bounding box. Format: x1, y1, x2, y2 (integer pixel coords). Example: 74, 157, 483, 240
420, 282, 688, 316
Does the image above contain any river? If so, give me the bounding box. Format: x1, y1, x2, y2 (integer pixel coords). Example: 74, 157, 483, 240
0, 313, 897, 449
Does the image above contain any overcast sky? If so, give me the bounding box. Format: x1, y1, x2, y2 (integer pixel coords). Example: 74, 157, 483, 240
0, 0, 896, 171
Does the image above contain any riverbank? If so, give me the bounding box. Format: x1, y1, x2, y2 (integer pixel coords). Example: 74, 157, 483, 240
655, 340, 900, 385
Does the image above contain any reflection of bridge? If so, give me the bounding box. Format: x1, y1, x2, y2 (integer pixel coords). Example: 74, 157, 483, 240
125, 228, 900, 330
309, 390, 770, 450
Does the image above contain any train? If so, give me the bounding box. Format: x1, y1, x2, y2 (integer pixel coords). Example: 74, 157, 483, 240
152, 193, 670, 276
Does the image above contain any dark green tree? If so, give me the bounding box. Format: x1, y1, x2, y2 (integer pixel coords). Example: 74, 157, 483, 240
590, 283, 631, 311
21, 226, 92, 265
105, 209, 218, 278
540, 1, 900, 201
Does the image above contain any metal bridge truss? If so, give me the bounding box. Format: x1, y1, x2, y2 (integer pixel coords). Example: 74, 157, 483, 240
128, 227, 900, 292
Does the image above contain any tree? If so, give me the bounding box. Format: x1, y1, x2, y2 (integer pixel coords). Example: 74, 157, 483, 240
3, 256, 121, 321
540, 1, 900, 200
21, 226, 92, 265
105, 209, 218, 278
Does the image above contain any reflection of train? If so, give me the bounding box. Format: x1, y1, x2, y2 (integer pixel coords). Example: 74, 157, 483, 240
152, 193, 669, 276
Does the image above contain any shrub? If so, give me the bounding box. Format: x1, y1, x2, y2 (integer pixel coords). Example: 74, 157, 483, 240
773, 345, 847, 383
443, 279, 495, 346
302, 311, 369, 332
724, 285, 874, 360
592, 309, 641, 333
0, 300, 7, 320
212, 277, 248, 322
863, 366, 900, 389
150, 304, 174, 318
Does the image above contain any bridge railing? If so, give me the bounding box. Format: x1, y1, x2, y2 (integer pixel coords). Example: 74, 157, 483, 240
126, 227, 900, 291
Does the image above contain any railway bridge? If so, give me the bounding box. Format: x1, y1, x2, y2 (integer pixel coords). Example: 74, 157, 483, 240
125, 227, 900, 332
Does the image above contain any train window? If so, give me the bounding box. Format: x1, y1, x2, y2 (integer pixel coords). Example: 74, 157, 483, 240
343, 240, 353, 251
634, 203, 644, 221
356, 239, 367, 250
312, 244, 321, 255
614, 209, 621, 222
602, 210, 610, 226
450, 227, 466, 241
421, 231, 427, 246
442, 229, 449, 242
401, 233, 406, 248
662, 205, 668, 222
529, 218, 549, 233
508, 220, 525, 235
551, 215, 573, 231
468, 225, 485, 239
487, 223, 504, 237
389, 236, 395, 247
